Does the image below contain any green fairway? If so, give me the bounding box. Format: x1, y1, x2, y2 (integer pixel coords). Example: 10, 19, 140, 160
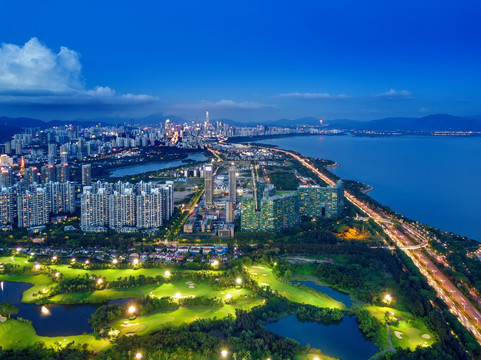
365, 305, 435, 350
0, 318, 105, 351
48, 280, 253, 304
390, 319, 436, 350
112, 298, 264, 336
247, 265, 344, 309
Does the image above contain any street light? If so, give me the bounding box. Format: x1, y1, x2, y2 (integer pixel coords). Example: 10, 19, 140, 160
97, 278, 103, 285
135, 352, 142, 359
384, 293, 392, 304
164, 270, 171, 277
235, 278, 242, 285
34, 264, 41, 270
55, 272, 60, 278
212, 260, 219, 267
112, 259, 118, 265
133, 258, 139, 266
220, 349, 228, 358
52, 256, 57, 261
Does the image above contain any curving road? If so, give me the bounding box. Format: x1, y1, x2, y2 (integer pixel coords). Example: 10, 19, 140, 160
268, 146, 481, 344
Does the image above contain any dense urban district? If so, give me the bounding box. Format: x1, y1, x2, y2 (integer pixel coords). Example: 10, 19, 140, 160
0, 117, 480, 360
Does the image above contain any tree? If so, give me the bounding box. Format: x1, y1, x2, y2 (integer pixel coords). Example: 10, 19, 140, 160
0, 303, 18, 318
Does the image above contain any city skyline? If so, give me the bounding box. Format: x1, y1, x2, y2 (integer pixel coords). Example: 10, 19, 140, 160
0, 1, 480, 122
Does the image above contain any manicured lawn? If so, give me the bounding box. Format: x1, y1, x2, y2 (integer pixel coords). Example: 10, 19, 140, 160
0, 318, 105, 351
112, 298, 264, 336
247, 265, 344, 309
365, 305, 435, 350
49, 288, 144, 304
390, 319, 436, 350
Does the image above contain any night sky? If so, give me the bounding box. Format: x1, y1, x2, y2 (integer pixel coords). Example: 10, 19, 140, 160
0, 1, 480, 122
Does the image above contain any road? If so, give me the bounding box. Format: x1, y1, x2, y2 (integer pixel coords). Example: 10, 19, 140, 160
269, 146, 481, 344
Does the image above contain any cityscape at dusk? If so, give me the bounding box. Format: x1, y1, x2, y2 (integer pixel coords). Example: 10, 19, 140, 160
0, 2, 480, 360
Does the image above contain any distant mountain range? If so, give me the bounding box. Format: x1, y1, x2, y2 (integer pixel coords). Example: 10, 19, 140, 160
0, 113, 480, 142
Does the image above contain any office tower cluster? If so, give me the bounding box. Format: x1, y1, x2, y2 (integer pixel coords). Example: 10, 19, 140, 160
0, 181, 75, 229
298, 180, 344, 218
241, 180, 344, 232
241, 182, 300, 232
80, 181, 174, 232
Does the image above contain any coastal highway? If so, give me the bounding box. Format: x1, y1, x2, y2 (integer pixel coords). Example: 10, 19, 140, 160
268, 146, 481, 344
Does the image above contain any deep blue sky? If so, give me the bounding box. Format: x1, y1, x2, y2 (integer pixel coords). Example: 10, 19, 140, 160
0, 1, 480, 122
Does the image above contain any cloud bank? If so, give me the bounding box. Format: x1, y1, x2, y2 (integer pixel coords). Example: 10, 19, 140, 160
375, 89, 413, 99
0, 38, 159, 118
279, 92, 349, 99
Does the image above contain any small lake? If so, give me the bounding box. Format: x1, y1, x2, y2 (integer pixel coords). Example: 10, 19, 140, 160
292, 281, 352, 307
0, 281, 99, 336
109, 152, 208, 177
266, 314, 378, 360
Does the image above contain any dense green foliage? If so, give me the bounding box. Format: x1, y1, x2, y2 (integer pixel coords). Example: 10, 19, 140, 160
0, 343, 90, 360
104, 310, 301, 360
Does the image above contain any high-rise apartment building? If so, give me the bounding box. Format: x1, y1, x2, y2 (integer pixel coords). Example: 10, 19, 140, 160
17, 188, 49, 228
82, 164, 91, 186
0, 187, 13, 225
46, 181, 75, 214
229, 165, 237, 203
80, 187, 108, 230
204, 164, 214, 207
81, 181, 174, 232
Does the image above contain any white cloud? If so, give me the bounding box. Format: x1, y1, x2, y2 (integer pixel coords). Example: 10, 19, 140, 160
0, 38, 82, 92
173, 99, 275, 111
0, 38, 159, 111
279, 92, 349, 99
375, 89, 413, 99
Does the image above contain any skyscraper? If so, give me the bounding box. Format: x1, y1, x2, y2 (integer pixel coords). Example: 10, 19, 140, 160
82, 164, 91, 186
0, 187, 13, 225
297, 180, 344, 218
204, 164, 214, 207
108, 189, 136, 229
226, 200, 234, 223
47, 144, 57, 165
229, 165, 237, 204
136, 189, 163, 229
46, 181, 75, 214
17, 188, 49, 228
80, 186, 108, 230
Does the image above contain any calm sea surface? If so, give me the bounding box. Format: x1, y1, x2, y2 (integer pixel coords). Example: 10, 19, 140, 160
259, 135, 481, 241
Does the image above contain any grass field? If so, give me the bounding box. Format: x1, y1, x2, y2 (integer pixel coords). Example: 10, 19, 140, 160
247, 265, 344, 309
0, 318, 105, 351
365, 305, 436, 350
112, 298, 264, 337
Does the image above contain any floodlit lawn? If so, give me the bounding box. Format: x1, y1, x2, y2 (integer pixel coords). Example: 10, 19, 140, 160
149, 279, 253, 300
0, 318, 105, 351
365, 305, 435, 350
390, 319, 436, 350
113, 298, 264, 336
247, 265, 344, 309
49, 288, 144, 304
294, 350, 337, 360
48, 265, 220, 281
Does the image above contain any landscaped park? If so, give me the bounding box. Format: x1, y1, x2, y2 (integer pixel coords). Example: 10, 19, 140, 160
0, 250, 439, 359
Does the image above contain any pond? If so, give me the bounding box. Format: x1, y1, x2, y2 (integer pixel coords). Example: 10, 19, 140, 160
109, 152, 208, 177
266, 314, 378, 360
292, 281, 352, 307
0, 281, 100, 336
